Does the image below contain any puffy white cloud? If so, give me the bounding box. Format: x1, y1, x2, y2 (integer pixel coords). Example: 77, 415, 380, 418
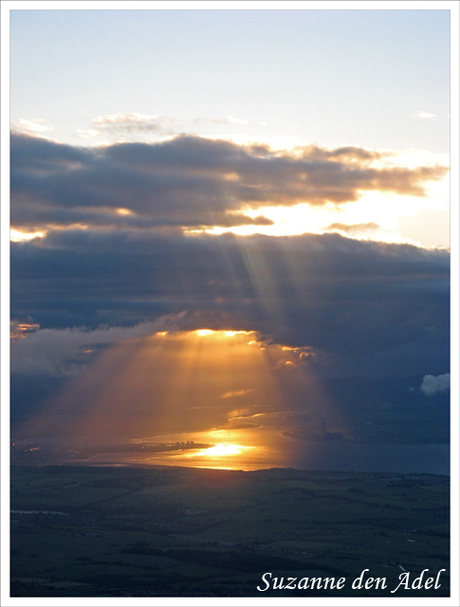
420, 373, 450, 395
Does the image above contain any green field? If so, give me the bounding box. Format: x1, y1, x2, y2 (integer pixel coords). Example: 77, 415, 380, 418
10, 464, 449, 597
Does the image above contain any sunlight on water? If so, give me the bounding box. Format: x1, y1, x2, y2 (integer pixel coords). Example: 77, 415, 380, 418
182, 442, 256, 470
191, 444, 248, 457
132, 426, 310, 471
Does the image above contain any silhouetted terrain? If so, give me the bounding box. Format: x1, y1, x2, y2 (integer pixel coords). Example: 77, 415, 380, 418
11, 464, 449, 597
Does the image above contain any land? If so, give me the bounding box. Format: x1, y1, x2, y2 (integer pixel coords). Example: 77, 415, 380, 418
10, 439, 213, 465
9, 462, 450, 598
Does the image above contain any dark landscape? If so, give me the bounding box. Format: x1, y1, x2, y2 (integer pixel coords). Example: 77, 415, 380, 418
10, 463, 449, 598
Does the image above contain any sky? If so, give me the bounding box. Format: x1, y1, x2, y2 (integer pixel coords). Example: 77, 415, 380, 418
8, 5, 453, 247
2, 3, 458, 473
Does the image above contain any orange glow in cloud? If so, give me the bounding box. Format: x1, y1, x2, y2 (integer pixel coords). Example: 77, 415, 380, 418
10, 321, 40, 339
10, 229, 46, 242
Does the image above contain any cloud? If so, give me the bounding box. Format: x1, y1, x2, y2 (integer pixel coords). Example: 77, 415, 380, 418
325, 222, 380, 234
87, 113, 184, 138
10, 317, 184, 377
279, 345, 317, 366
10, 319, 40, 340
10, 133, 448, 233
10, 317, 40, 339
414, 111, 436, 120
9, 132, 450, 386
420, 373, 450, 395
12, 118, 54, 134
10, 227, 449, 440
10, 230, 449, 380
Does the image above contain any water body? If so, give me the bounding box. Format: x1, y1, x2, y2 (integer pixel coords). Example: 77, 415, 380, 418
80, 427, 450, 476
289, 441, 450, 476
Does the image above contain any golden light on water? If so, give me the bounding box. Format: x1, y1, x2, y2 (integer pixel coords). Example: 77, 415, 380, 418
192, 444, 248, 457
182, 442, 256, 470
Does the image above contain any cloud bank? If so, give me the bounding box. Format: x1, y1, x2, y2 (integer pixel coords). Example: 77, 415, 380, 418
10, 133, 447, 233
9, 132, 450, 441
11, 229, 449, 380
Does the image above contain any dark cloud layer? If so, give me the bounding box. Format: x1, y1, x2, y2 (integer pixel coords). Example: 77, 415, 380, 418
11, 133, 447, 232
11, 230, 449, 380
10, 133, 450, 444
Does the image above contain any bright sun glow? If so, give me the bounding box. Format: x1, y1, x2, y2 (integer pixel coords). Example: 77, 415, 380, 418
192, 444, 248, 457
196, 329, 214, 336
188, 184, 449, 247
182, 148, 449, 249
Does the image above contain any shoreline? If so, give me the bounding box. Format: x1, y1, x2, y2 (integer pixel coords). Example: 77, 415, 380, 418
10, 460, 451, 479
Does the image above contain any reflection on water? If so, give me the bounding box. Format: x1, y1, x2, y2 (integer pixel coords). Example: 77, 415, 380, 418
78, 426, 449, 475
137, 427, 304, 471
